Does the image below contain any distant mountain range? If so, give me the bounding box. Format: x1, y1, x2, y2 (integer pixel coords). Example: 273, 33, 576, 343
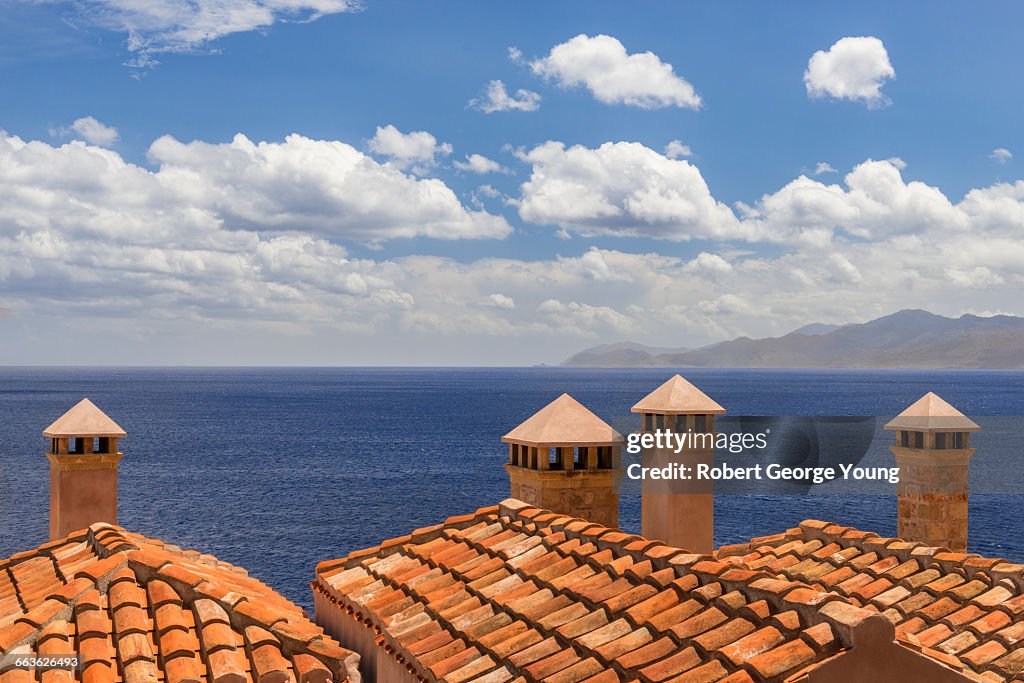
560, 310, 1024, 368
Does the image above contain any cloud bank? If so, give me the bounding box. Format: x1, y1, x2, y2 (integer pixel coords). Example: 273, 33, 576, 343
3, 130, 1024, 364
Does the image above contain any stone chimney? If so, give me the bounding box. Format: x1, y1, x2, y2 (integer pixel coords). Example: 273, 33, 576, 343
502, 393, 624, 528
632, 375, 725, 553
44, 398, 126, 540
884, 392, 980, 551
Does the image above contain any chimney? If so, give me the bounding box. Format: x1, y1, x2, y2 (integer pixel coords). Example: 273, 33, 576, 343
43, 398, 126, 540
502, 393, 624, 528
632, 375, 725, 554
884, 392, 980, 551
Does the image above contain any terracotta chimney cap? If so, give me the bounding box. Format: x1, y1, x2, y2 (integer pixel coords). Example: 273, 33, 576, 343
631, 374, 726, 415
43, 398, 127, 438
502, 393, 623, 447
883, 392, 981, 433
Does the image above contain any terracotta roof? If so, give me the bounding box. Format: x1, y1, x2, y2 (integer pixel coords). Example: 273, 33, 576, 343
43, 399, 127, 438
884, 392, 981, 433
314, 500, 995, 683
716, 520, 1024, 682
0, 523, 360, 683
631, 376, 726, 416
502, 395, 624, 448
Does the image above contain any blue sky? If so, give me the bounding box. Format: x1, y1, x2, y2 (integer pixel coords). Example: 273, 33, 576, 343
0, 1, 1022, 364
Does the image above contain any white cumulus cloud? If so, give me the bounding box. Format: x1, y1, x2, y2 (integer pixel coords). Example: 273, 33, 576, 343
664, 140, 692, 159
454, 154, 506, 174
747, 158, 969, 244
367, 124, 452, 175
468, 80, 541, 113
684, 252, 733, 277
813, 162, 837, 175
517, 141, 743, 241
558, 248, 632, 282
52, 116, 120, 146
529, 34, 701, 109
804, 36, 895, 107
480, 293, 515, 310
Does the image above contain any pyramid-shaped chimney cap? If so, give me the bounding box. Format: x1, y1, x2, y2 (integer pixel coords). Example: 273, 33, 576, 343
631, 374, 726, 415
502, 394, 624, 448
43, 398, 127, 438
883, 392, 981, 433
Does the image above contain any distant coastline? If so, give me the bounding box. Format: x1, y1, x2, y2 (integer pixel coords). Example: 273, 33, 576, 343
562, 309, 1024, 369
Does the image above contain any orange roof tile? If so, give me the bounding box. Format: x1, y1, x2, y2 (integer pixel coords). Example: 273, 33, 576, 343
315, 500, 998, 683
0, 524, 358, 683
502, 395, 623, 447
716, 519, 1024, 682
884, 392, 981, 433
43, 399, 127, 438
630, 375, 726, 416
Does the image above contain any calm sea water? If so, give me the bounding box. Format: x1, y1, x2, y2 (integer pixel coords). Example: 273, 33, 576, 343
2, 367, 1023, 611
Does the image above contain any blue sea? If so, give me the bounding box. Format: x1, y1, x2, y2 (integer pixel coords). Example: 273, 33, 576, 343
2, 367, 1023, 612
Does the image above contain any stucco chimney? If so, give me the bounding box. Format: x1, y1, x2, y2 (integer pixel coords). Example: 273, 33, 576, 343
502, 393, 625, 528
884, 392, 980, 551
632, 375, 725, 554
43, 398, 126, 540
